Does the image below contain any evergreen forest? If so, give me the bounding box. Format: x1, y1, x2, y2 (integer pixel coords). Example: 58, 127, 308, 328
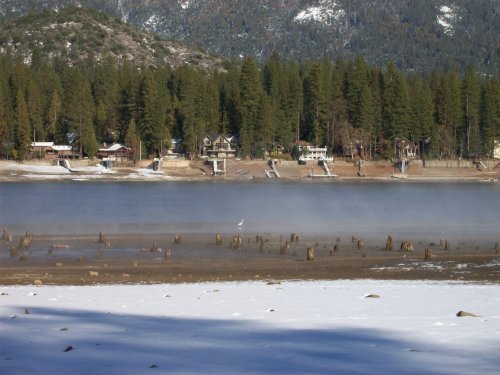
0, 52, 498, 161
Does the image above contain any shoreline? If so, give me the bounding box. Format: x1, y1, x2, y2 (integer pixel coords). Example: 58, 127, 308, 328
0, 159, 498, 183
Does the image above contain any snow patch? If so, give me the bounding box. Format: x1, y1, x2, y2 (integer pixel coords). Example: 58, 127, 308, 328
145, 14, 159, 31
295, 0, 345, 26
437, 4, 461, 36
180, 0, 193, 10
0, 280, 499, 374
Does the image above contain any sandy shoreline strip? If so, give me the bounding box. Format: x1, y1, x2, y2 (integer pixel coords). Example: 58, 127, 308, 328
0, 159, 498, 182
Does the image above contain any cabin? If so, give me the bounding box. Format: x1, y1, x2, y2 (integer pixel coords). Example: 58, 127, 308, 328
395, 138, 419, 160
47, 145, 75, 159
164, 138, 184, 159
31, 142, 54, 154
202, 134, 237, 159
30, 142, 77, 160
341, 141, 365, 159
97, 143, 132, 161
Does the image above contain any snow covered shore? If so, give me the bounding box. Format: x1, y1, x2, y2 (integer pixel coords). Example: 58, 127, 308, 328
1, 280, 499, 374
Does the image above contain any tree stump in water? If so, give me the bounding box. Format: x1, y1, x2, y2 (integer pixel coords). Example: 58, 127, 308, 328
215, 234, 222, 245
2, 229, 11, 242
444, 240, 450, 251
385, 235, 393, 251
98, 232, 106, 244
424, 248, 433, 261
306, 247, 315, 261
174, 235, 182, 245
164, 249, 171, 260
357, 239, 364, 250
400, 241, 414, 252
280, 241, 289, 255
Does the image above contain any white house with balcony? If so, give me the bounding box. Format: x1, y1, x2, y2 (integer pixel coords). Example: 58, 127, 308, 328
298, 145, 332, 162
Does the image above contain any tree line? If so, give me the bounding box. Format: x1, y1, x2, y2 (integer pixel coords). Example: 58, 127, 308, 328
0, 52, 498, 160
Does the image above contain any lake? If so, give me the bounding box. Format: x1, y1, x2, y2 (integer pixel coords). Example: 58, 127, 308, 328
1, 181, 499, 241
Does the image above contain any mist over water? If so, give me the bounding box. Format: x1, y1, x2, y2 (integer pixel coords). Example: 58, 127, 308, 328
1, 181, 499, 241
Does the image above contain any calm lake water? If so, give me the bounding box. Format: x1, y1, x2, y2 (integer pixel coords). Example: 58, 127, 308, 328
1, 181, 499, 240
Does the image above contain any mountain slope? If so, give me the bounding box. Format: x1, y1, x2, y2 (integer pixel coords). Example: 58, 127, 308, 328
0, 0, 498, 73
0, 6, 226, 69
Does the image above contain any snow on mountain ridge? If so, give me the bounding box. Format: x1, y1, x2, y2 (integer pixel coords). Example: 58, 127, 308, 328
437, 4, 461, 36
180, 0, 193, 10
294, 0, 345, 26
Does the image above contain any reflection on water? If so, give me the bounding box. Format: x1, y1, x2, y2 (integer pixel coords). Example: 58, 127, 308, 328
1, 181, 499, 239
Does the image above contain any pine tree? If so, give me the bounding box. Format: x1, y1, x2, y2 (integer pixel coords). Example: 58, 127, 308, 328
117, 61, 140, 142
61, 67, 96, 152
0, 85, 8, 158
461, 66, 481, 157
262, 53, 282, 153
285, 63, 303, 146
174, 66, 204, 156
410, 78, 436, 157
480, 78, 500, 157
125, 117, 141, 161
382, 61, 410, 146
368, 68, 384, 157
255, 93, 273, 157
15, 89, 31, 159
239, 57, 263, 157
204, 74, 221, 135
80, 118, 98, 158
445, 68, 463, 156
26, 78, 44, 142
219, 67, 241, 136
45, 89, 61, 141
92, 59, 119, 142
347, 56, 371, 130
138, 70, 165, 157
303, 62, 329, 145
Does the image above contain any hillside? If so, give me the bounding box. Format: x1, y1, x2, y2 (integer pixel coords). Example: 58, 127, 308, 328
0, 0, 498, 73
0, 6, 226, 69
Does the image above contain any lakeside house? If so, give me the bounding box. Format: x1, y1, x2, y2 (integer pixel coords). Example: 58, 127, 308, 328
30, 142, 78, 160
202, 134, 237, 159
97, 143, 132, 161
395, 138, 419, 160
298, 144, 331, 162
164, 138, 184, 159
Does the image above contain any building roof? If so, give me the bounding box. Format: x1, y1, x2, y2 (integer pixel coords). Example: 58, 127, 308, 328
51, 145, 73, 151
205, 134, 236, 142
31, 142, 54, 147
